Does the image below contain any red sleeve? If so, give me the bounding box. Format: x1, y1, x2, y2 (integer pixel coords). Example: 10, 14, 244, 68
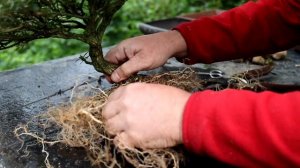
183, 90, 300, 167
177, 0, 300, 166
175, 0, 300, 64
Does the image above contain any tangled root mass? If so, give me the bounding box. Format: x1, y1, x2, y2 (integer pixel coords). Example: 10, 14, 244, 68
15, 69, 262, 168
15, 70, 203, 168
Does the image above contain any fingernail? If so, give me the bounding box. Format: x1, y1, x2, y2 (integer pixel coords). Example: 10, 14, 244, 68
111, 73, 121, 82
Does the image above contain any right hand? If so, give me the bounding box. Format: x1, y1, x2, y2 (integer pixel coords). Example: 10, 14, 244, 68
102, 83, 191, 149
105, 30, 187, 82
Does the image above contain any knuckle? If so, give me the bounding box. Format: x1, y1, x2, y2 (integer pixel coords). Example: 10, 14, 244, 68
107, 128, 117, 136
118, 39, 131, 49
105, 120, 114, 132
102, 104, 112, 120
114, 133, 133, 148
105, 49, 120, 64
105, 51, 114, 62
124, 47, 134, 59
110, 86, 125, 99
102, 109, 109, 120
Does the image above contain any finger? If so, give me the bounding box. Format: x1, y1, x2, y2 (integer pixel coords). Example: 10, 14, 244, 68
124, 46, 135, 59
105, 46, 128, 64
114, 132, 134, 149
138, 138, 177, 150
102, 104, 119, 121
105, 47, 119, 64
105, 115, 126, 135
107, 86, 124, 101
111, 55, 146, 82
102, 87, 124, 120
102, 100, 118, 120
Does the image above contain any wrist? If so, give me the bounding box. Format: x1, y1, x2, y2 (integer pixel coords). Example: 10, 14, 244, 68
164, 30, 187, 58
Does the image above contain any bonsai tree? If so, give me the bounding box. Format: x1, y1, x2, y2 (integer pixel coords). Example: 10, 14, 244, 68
0, 0, 126, 75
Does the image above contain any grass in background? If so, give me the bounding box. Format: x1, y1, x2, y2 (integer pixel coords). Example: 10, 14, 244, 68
0, 0, 245, 71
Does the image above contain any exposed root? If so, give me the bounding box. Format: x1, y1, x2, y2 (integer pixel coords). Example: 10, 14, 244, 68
230, 70, 266, 91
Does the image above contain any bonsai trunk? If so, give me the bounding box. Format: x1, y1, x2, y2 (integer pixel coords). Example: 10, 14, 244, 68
88, 44, 118, 75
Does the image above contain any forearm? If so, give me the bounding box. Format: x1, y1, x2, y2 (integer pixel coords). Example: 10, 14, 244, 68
183, 89, 300, 167
175, 0, 300, 64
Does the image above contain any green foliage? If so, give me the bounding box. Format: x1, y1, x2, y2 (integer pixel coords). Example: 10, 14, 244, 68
102, 0, 247, 47
103, 0, 201, 46
0, 0, 127, 74
0, 38, 88, 70
0, 0, 245, 71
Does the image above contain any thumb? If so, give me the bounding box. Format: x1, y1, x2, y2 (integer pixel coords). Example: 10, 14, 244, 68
111, 55, 145, 82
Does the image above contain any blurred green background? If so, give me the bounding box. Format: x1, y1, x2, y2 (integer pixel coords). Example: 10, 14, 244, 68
0, 0, 245, 71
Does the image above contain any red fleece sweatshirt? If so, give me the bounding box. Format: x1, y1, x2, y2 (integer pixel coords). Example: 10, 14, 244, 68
175, 0, 300, 167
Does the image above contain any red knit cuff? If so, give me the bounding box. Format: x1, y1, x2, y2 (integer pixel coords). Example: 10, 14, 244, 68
173, 24, 203, 65
182, 92, 207, 154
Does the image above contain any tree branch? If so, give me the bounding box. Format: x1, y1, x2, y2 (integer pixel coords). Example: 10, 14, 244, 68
0, 0, 126, 74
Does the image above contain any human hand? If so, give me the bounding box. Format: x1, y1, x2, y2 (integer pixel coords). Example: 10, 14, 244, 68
105, 30, 187, 82
102, 83, 191, 149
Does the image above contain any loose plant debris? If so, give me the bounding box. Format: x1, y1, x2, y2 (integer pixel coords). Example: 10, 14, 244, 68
14, 69, 264, 168
234, 51, 288, 65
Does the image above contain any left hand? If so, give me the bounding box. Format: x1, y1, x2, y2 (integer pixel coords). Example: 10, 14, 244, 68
102, 83, 191, 149
104, 31, 187, 82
